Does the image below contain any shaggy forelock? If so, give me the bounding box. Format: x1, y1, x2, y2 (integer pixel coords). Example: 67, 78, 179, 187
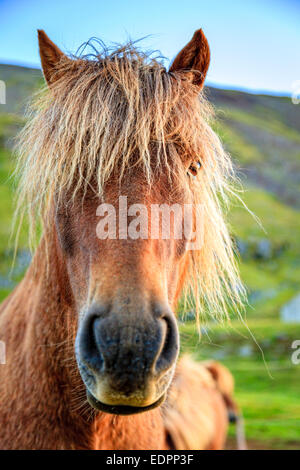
14, 40, 245, 320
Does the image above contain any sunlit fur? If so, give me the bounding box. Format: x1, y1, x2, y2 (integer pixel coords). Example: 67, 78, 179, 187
163, 356, 234, 450
15, 42, 244, 320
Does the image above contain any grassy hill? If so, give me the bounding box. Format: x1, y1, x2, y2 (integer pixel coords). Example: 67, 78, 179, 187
208, 87, 300, 209
0, 63, 299, 449
0, 64, 43, 115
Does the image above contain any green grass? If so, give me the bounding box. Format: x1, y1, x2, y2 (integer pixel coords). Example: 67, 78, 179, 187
180, 320, 300, 447
214, 119, 266, 165
0, 147, 16, 270
222, 106, 300, 143
229, 187, 300, 321
0, 119, 29, 300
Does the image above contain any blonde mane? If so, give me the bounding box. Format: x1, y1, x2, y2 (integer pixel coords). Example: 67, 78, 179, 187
14, 41, 244, 320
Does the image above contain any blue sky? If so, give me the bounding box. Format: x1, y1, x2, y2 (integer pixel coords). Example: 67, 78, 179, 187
0, 0, 299, 94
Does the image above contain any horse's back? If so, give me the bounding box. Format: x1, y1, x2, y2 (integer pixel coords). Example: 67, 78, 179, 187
162, 356, 229, 450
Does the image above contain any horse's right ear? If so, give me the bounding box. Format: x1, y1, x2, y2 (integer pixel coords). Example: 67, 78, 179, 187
169, 29, 210, 89
38, 30, 67, 86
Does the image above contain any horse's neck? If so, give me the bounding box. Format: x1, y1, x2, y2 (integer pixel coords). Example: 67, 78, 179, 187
93, 412, 168, 450
0, 232, 167, 450
0, 233, 88, 448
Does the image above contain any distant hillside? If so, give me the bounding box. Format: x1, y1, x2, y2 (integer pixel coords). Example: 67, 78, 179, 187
0, 64, 42, 115
207, 87, 300, 209
1, 62, 299, 208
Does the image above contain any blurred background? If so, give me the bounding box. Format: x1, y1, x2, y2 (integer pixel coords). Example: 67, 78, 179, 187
0, 0, 300, 449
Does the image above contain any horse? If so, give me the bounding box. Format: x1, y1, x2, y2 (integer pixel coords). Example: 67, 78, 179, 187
0, 29, 243, 449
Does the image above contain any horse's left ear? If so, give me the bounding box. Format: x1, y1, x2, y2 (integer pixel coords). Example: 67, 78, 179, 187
169, 29, 210, 89
38, 29, 68, 86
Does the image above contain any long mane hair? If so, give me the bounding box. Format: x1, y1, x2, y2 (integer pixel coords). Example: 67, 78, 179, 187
14, 41, 244, 321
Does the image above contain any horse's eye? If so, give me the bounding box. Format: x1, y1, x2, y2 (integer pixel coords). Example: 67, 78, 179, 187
188, 161, 202, 177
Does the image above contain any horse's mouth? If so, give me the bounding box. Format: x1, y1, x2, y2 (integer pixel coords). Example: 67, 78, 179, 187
86, 390, 166, 415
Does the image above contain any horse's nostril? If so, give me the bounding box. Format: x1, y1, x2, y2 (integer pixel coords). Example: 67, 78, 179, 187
77, 313, 105, 374
155, 314, 179, 374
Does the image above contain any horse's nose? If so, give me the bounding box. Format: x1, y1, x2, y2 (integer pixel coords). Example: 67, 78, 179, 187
76, 305, 179, 402
75, 307, 179, 414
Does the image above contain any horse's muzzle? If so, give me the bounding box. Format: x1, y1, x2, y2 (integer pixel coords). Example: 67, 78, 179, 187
75, 304, 179, 413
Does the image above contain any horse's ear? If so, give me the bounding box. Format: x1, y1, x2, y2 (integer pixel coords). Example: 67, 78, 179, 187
169, 29, 210, 89
38, 29, 67, 86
